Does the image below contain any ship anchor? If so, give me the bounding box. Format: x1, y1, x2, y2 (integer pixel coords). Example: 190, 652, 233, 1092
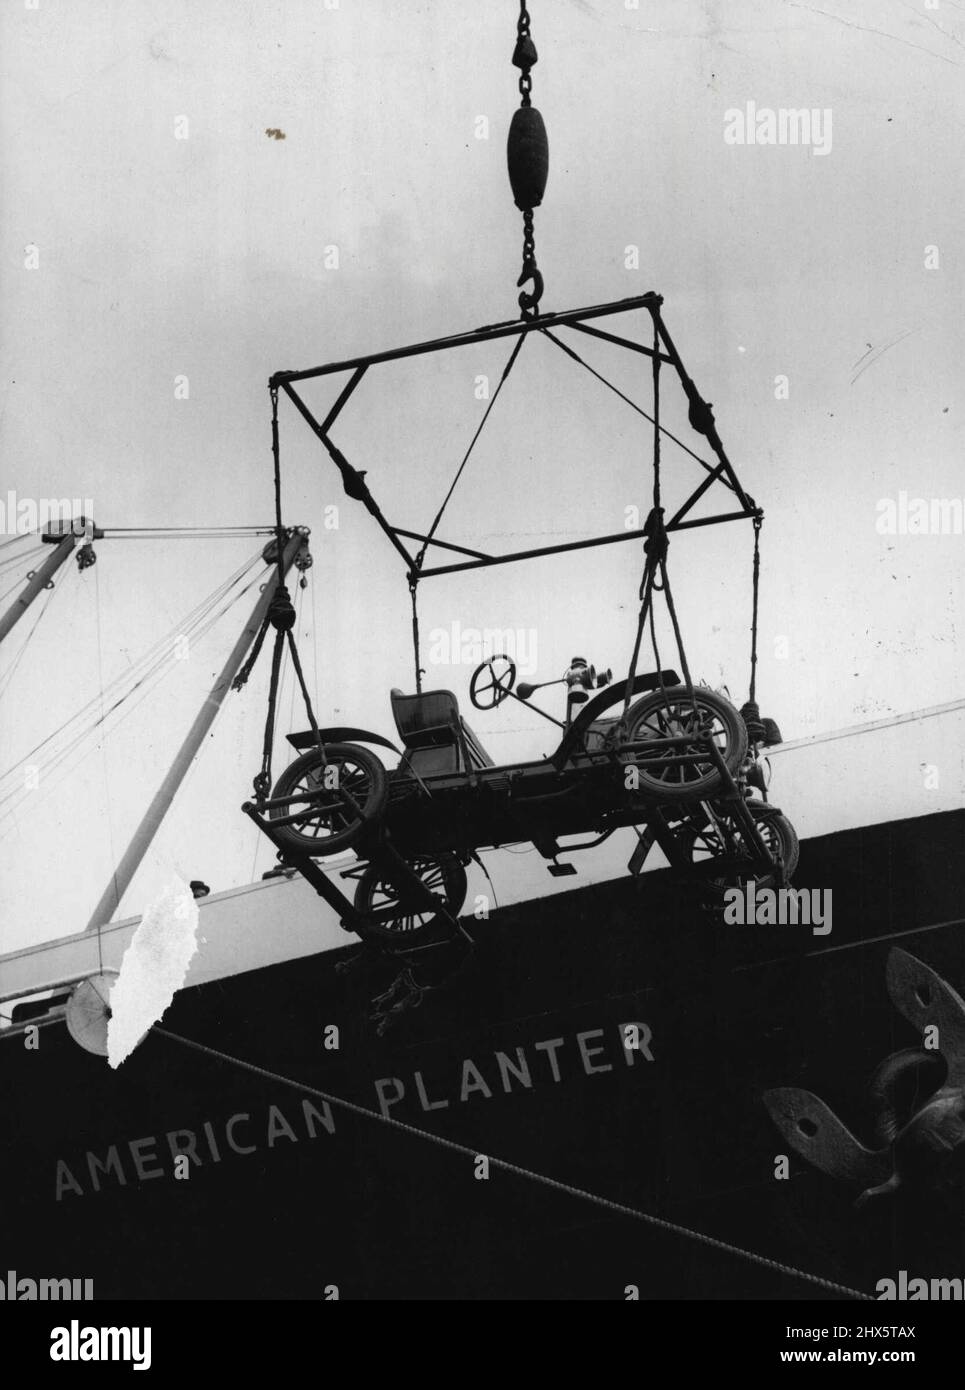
764, 948, 965, 1208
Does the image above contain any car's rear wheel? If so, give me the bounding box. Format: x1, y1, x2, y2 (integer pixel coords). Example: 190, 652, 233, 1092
621, 686, 748, 802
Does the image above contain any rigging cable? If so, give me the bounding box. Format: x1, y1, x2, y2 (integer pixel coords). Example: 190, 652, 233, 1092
409, 583, 423, 694
770, 697, 965, 753
0, 578, 265, 837
105, 526, 274, 536
309, 565, 322, 741
621, 310, 696, 721
0, 543, 47, 579
739, 511, 766, 742
0, 532, 39, 553
151, 1023, 874, 1301
243, 386, 325, 803
0, 550, 263, 797
749, 516, 761, 705
407, 333, 529, 691
413, 337, 529, 576
0, 573, 39, 607
0, 554, 268, 829
539, 329, 731, 489
0, 564, 268, 815
0, 564, 69, 704
739, 511, 773, 745
251, 581, 304, 886
93, 561, 114, 977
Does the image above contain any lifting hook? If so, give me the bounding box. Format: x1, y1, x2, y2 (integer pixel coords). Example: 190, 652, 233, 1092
517, 263, 544, 320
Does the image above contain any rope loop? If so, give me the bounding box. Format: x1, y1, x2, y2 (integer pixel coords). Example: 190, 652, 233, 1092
642, 506, 667, 566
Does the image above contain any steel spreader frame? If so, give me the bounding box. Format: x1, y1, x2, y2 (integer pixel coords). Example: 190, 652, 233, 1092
269, 292, 762, 584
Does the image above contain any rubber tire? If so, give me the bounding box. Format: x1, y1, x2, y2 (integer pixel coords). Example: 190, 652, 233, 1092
681, 798, 799, 892
622, 685, 748, 803
354, 855, 468, 944
269, 743, 388, 857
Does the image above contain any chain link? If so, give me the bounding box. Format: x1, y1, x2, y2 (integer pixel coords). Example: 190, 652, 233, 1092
513, 4, 542, 318
522, 209, 536, 263
515, 2, 535, 107
518, 212, 541, 321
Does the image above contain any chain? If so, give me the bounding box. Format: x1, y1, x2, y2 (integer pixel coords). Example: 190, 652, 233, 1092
511, 2, 544, 319
516, 3, 533, 106
522, 209, 536, 261
517, 211, 542, 321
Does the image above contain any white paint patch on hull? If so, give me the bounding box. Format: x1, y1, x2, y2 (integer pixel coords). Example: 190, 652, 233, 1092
107, 880, 198, 1068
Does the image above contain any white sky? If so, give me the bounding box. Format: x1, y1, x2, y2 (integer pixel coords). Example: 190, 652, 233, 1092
1, 0, 963, 951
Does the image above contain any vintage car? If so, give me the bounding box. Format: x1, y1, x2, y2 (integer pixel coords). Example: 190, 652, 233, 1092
261, 655, 796, 942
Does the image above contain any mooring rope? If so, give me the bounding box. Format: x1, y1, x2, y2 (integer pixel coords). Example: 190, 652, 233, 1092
152, 1023, 873, 1300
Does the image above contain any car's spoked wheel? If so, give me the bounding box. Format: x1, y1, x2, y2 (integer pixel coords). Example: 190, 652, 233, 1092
354, 855, 468, 944
268, 743, 388, 856
677, 799, 799, 893
622, 686, 748, 802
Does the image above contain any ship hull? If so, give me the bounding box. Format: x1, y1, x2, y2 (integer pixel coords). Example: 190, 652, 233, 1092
2, 808, 963, 1300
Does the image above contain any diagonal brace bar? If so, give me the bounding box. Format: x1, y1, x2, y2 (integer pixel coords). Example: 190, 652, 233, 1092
280, 382, 416, 572
652, 311, 755, 514
568, 319, 673, 363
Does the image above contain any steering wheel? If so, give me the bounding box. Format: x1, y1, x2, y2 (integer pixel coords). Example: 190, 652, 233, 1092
470, 654, 517, 710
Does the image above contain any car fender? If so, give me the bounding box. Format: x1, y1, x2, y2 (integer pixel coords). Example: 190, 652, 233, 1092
550, 669, 680, 769
286, 726, 401, 755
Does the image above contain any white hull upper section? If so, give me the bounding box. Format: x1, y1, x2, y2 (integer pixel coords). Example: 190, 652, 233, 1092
2, 705, 961, 1016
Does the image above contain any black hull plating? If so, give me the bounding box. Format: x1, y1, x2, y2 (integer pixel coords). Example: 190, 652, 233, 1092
2, 809, 963, 1300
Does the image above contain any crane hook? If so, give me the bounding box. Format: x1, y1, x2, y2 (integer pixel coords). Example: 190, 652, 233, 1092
517, 264, 544, 320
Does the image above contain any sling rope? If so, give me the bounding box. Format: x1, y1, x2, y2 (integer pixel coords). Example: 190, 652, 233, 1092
410, 583, 423, 694
270, 386, 286, 589
152, 1023, 873, 1301
750, 517, 761, 700
407, 332, 528, 690
243, 386, 325, 801
413, 335, 528, 576
547, 314, 763, 734
749, 512, 762, 707
738, 512, 767, 744
539, 329, 732, 489
622, 311, 695, 720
